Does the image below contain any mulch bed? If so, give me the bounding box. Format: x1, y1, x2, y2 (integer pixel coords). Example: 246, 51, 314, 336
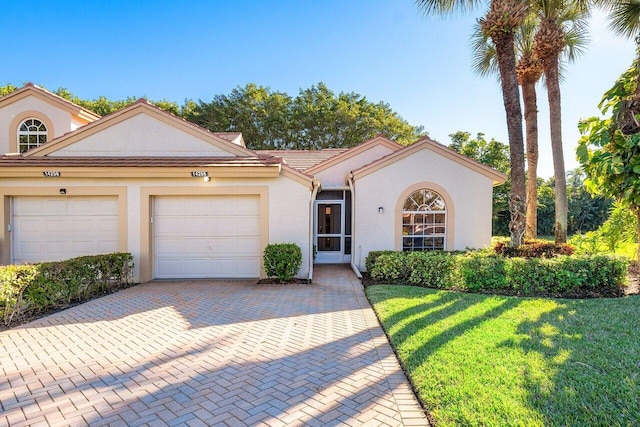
256, 278, 312, 285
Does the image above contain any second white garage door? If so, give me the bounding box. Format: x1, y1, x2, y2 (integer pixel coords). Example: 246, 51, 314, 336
153, 195, 261, 279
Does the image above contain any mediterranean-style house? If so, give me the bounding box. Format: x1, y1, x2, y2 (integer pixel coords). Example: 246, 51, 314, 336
0, 83, 506, 282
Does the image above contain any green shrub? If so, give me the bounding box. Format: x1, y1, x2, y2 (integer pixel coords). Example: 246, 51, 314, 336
366, 250, 629, 298
263, 243, 302, 282
458, 252, 508, 292
407, 251, 460, 289
0, 265, 40, 325
0, 253, 133, 326
370, 252, 411, 282
365, 250, 396, 273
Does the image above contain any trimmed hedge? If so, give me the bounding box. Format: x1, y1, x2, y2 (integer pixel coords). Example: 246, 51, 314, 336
263, 243, 302, 282
366, 250, 629, 298
1, 253, 133, 326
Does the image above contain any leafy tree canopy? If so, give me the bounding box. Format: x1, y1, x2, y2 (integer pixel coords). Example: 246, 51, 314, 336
448, 131, 511, 235
186, 82, 426, 150
0, 84, 183, 117
1, 82, 425, 150
577, 52, 640, 254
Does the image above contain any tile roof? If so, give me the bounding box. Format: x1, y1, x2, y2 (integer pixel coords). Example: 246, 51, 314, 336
256, 149, 347, 171
0, 155, 282, 168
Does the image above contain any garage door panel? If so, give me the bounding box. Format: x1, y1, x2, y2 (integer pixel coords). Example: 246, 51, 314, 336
183, 238, 211, 254
154, 195, 261, 279
13, 196, 119, 264
236, 196, 259, 211
236, 259, 260, 276
235, 217, 260, 235
155, 237, 184, 255
236, 238, 260, 255
45, 241, 66, 255
154, 259, 183, 277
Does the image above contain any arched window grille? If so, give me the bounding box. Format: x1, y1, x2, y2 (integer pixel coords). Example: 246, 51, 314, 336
402, 189, 446, 251
18, 118, 48, 153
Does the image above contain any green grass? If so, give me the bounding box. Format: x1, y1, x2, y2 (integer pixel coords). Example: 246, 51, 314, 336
367, 285, 640, 426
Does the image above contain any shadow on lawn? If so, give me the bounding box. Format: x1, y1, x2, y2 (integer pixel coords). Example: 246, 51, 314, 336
369, 286, 640, 425
504, 296, 640, 426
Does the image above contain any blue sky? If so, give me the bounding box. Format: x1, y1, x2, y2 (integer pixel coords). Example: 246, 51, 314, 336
2, 1, 635, 177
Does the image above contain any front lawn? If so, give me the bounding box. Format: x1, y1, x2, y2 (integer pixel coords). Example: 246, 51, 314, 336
367, 285, 640, 426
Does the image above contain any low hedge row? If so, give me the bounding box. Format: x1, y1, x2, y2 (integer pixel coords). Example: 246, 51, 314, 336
1, 253, 134, 326
367, 250, 629, 298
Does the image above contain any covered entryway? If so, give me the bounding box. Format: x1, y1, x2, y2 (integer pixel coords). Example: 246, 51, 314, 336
314, 190, 352, 264
12, 196, 119, 264
153, 195, 261, 279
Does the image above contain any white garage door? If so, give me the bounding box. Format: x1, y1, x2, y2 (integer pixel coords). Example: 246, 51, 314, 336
153, 195, 261, 279
12, 196, 119, 264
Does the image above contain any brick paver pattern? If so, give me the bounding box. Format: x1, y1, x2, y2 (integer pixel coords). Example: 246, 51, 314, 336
1, 265, 428, 426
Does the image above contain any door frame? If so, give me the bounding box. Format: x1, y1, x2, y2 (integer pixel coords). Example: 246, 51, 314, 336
313, 199, 350, 264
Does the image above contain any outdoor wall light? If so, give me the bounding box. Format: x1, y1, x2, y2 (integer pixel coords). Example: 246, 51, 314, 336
59, 188, 67, 195
203, 176, 211, 183
378, 206, 384, 214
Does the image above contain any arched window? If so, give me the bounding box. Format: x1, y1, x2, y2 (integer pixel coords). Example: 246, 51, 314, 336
402, 189, 446, 251
18, 119, 48, 153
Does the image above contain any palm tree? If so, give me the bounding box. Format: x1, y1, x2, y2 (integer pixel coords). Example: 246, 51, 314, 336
417, 0, 529, 246
532, 0, 589, 243
472, 17, 543, 239
602, 0, 640, 134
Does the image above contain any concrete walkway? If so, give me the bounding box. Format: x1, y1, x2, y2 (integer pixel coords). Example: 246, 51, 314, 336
0, 265, 428, 426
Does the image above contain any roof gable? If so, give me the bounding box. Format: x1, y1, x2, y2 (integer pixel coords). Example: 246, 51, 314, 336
0, 83, 100, 123
305, 135, 403, 174
25, 100, 256, 158
352, 136, 507, 185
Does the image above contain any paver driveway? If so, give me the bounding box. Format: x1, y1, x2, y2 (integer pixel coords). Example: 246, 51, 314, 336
0, 265, 428, 426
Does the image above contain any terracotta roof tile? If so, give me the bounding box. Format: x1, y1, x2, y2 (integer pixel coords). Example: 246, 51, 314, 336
256, 149, 347, 171
0, 155, 282, 168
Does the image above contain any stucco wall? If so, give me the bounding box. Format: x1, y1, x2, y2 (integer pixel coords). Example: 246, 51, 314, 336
50, 114, 237, 157
0, 175, 311, 282
353, 147, 494, 271
315, 144, 396, 187
0, 97, 74, 153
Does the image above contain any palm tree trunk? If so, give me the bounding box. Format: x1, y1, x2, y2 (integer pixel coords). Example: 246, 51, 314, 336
523, 81, 538, 240
493, 34, 527, 247
544, 56, 568, 243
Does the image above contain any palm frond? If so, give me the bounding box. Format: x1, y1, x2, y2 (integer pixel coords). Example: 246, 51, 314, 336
608, 0, 640, 39
415, 0, 485, 16
470, 21, 500, 79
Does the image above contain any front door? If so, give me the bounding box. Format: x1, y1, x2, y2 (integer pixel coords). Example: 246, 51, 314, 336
315, 202, 343, 264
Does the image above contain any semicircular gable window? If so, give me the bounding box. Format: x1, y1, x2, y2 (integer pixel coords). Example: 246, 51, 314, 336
402, 189, 446, 251
18, 118, 48, 153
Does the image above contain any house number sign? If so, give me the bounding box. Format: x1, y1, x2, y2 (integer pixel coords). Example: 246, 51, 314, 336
191, 171, 208, 177
43, 171, 61, 177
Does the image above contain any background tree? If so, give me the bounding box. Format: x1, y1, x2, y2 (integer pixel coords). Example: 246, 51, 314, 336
601, 0, 640, 133
577, 53, 640, 257
449, 131, 511, 235
536, 173, 611, 236
417, 0, 528, 247
0, 84, 18, 97
188, 82, 425, 150
185, 84, 293, 150
533, 0, 589, 243
472, 16, 543, 239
